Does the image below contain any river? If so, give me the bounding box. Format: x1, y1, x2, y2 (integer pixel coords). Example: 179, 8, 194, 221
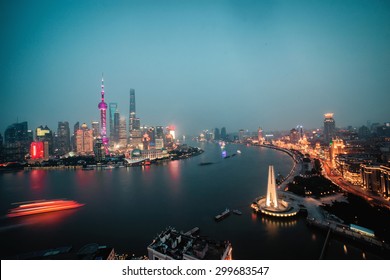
0, 141, 378, 259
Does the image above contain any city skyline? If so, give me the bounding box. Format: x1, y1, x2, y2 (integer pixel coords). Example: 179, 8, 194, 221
1, 0, 390, 135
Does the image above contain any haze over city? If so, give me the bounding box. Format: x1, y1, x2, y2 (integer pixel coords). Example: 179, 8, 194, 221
1, 0, 389, 135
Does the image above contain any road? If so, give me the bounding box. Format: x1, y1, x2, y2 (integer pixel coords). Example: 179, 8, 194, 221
321, 160, 390, 210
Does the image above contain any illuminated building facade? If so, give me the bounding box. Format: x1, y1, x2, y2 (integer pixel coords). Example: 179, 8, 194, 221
30, 142, 45, 160
324, 113, 336, 144
36, 125, 53, 155
118, 116, 127, 148
142, 132, 150, 150
155, 138, 164, 149
91, 121, 100, 138
129, 88, 142, 148
361, 164, 390, 197
329, 138, 345, 163
290, 128, 300, 143
76, 123, 94, 155
98, 76, 109, 153
257, 127, 264, 143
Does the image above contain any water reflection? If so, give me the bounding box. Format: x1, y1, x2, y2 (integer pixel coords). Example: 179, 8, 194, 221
168, 160, 180, 182
261, 216, 297, 230
251, 211, 257, 222
75, 170, 94, 187
29, 170, 47, 190
7, 210, 77, 228
343, 244, 348, 255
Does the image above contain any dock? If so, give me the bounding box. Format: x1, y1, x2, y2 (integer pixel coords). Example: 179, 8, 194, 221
306, 217, 390, 251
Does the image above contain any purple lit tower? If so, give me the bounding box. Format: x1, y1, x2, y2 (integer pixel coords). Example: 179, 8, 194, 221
98, 74, 109, 154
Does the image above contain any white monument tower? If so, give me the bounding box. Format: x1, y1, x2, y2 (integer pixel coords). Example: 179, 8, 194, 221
265, 165, 279, 209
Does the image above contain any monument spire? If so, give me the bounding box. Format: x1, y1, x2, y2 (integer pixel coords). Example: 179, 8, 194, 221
265, 165, 278, 208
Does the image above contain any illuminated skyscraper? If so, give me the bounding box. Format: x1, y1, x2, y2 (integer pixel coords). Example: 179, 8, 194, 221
91, 121, 100, 138
98, 75, 109, 154
76, 123, 94, 155
257, 127, 263, 143
324, 113, 336, 144
129, 88, 142, 148
109, 103, 118, 142
118, 116, 127, 148
36, 125, 53, 155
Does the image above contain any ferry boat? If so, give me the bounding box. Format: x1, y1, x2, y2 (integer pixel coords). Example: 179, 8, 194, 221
215, 208, 230, 221
7, 199, 85, 218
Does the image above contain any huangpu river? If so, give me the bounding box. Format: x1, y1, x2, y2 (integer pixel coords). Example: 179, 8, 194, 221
0, 142, 379, 259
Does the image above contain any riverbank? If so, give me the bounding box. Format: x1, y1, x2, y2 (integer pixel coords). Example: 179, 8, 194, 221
258, 144, 302, 188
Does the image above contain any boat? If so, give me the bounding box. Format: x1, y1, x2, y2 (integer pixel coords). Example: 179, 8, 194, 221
199, 162, 213, 166
6, 199, 85, 218
237, 150, 241, 154
233, 209, 242, 215
215, 208, 230, 221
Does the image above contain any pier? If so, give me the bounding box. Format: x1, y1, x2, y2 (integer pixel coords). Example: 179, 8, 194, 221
306, 217, 390, 251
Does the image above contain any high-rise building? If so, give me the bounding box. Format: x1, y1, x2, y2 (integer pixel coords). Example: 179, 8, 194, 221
30, 141, 49, 161
98, 75, 109, 153
76, 123, 94, 155
167, 125, 176, 140
290, 128, 300, 143
238, 129, 245, 142
4, 121, 31, 161
118, 116, 127, 148
114, 111, 120, 144
56, 121, 70, 155
129, 88, 136, 127
91, 121, 99, 139
71, 122, 80, 152
221, 127, 227, 141
36, 125, 53, 155
156, 126, 164, 139
155, 126, 164, 149
214, 128, 220, 141
257, 127, 264, 143
109, 103, 118, 142
140, 127, 155, 148
324, 113, 336, 144
128, 88, 142, 148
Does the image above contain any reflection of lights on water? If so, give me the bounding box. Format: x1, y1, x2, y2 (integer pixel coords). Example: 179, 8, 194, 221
343, 244, 348, 254
362, 252, 366, 259
222, 150, 227, 158
251, 212, 257, 222
312, 233, 316, 241
261, 217, 297, 228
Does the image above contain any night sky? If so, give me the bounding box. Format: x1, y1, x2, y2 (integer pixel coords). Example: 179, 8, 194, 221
1, 0, 389, 136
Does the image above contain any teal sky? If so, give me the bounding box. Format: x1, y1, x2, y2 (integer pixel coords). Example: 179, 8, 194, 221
1, 0, 389, 136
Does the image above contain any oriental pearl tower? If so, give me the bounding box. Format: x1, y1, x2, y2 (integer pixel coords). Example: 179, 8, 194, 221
98, 74, 109, 154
